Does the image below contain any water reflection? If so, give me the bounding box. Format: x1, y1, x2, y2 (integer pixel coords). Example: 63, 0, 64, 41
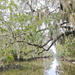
45, 57, 75, 75
45, 58, 59, 75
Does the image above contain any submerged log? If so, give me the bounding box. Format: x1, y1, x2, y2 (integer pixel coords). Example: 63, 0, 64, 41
16, 56, 51, 61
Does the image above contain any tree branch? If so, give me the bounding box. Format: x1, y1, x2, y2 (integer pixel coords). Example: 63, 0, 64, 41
26, 42, 43, 48
42, 38, 53, 47
17, 40, 43, 48
60, 21, 69, 25
26, 2, 35, 12
38, 30, 75, 54
36, 28, 49, 33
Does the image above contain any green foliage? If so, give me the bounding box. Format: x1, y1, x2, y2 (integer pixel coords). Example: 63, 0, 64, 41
0, 27, 7, 32
57, 36, 75, 57
49, 25, 54, 36
5, 54, 14, 63
0, 0, 74, 64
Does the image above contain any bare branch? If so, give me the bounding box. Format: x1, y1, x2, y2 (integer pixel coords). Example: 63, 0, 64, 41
17, 40, 43, 48
26, 42, 43, 48
42, 38, 53, 47
26, 1, 35, 12
36, 28, 49, 33
38, 30, 75, 54
61, 26, 73, 29
60, 21, 69, 25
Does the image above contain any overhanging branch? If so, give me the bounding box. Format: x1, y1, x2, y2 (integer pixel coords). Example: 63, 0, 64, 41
38, 30, 75, 55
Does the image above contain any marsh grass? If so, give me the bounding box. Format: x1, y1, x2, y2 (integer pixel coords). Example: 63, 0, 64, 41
60, 61, 75, 75
0, 59, 44, 75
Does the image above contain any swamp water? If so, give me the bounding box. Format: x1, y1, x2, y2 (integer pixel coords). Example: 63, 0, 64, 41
0, 45, 75, 75
44, 57, 59, 75
0, 58, 75, 75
